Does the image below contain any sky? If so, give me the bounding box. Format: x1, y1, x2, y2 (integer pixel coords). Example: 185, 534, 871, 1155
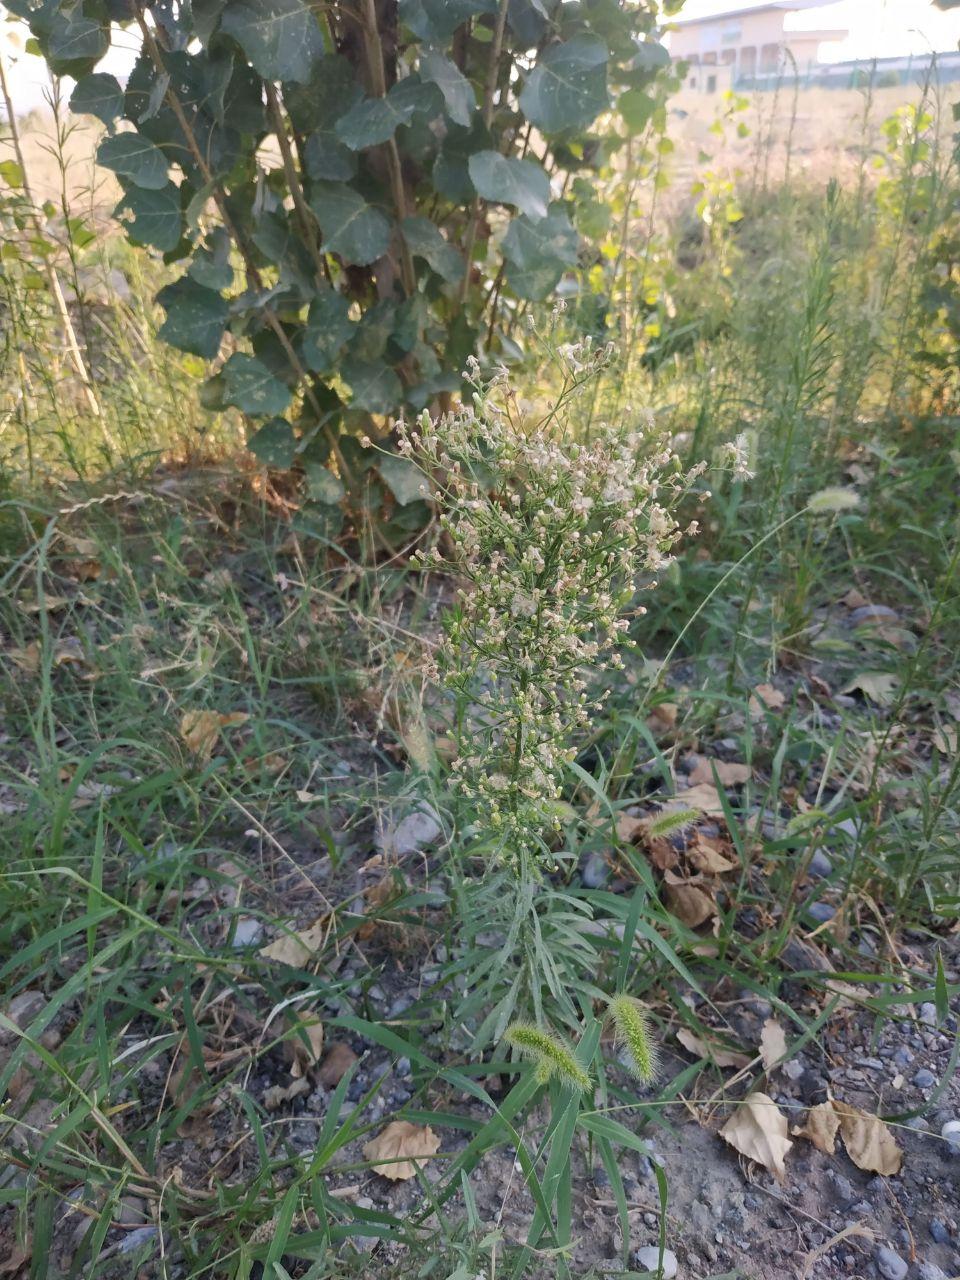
2, 0, 959, 114
672, 0, 960, 61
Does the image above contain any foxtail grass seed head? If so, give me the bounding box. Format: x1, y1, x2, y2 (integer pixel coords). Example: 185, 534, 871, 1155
504, 1022, 592, 1092
607, 995, 658, 1082
643, 807, 701, 841
402, 358, 745, 865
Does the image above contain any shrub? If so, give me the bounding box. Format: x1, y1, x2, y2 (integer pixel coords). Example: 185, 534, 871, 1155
10, 0, 683, 522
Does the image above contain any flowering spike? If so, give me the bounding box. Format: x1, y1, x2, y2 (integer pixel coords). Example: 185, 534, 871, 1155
607, 996, 658, 1082
504, 1022, 592, 1092
643, 808, 700, 840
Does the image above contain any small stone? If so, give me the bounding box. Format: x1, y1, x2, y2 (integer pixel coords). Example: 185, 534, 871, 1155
806, 901, 836, 923
633, 1246, 678, 1278
395, 1057, 411, 1078
920, 1003, 939, 1028
875, 1246, 908, 1280
116, 1196, 147, 1225
914, 1068, 937, 1089
893, 1047, 914, 1068
231, 916, 264, 947
807, 851, 833, 879
782, 1059, 805, 1082
930, 1219, 951, 1244
118, 1226, 158, 1255
580, 853, 610, 889
918, 1264, 947, 1280
377, 802, 442, 857
593, 1166, 610, 1188
849, 605, 899, 624
827, 1172, 856, 1206
941, 1119, 960, 1154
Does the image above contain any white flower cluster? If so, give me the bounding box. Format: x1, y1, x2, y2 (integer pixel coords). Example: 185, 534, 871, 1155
402, 369, 706, 865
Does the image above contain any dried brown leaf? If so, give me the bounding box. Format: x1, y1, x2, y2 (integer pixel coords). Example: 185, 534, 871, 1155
663, 878, 717, 928
719, 1092, 793, 1180
676, 1027, 751, 1068
318, 1042, 359, 1089
833, 1100, 902, 1175
759, 1018, 788, 1072
792, 1101, 841, 1155
687, 757, 751, 787
258, 916, 330, 966
263, 1076, 310, 1110
750, 683, 786, 716
287, 1015, 324, 1078
687, 837, 737, 874
362, 1120, 440, 1181
646, 702, 678, 737
662, 872, 717, 927
672, 782, 726, 815
179, 710, 249, 762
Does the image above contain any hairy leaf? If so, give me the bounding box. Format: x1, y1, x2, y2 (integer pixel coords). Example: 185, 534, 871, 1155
310, 183, 392, 266
156, 277, 229, 359
468, 151, 550, 220
520, 37, 609, 134
222, 354, 294, 415
97, 132, 169, 190
220, 0, 323, 84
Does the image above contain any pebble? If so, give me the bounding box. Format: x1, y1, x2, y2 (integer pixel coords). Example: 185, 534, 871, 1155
827, 1171, 855, 1206
893, 1047, 914, 1068
920, 1003, 939, 1027
930, 1219, 951, 1244
633, 1246, 678, 1278
377, 802, 442, 857
914, 1068, 937, 1089
231, 916, 264, 947
807, 851, 833, 879
806, 901, 836, 923
875, 1245, 908, 1280
782, 1059, 805, 1082
918, 1264, 948, 1280
849, 604, 899, 624
118, 1226, 158, 1255
940, 1120, 960, 1154
395, 1056, 411, 1078
580, 853, 610, 889
593, 1166, 610, 1188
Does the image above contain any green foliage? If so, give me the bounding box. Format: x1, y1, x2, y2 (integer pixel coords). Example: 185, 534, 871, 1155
14, 0, 680, 517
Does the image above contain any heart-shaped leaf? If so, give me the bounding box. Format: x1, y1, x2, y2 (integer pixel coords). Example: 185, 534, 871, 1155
468, 151, 550, 220
519, 37, 609, 135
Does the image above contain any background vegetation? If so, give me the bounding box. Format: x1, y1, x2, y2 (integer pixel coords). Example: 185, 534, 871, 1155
0, 5, 959, 1278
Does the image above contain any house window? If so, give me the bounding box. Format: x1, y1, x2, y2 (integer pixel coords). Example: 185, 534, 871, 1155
703, 51, 717, 65
689, 75, 698, 88
760, 42, 780, 73
740, 46, 757, 77
720, 49, 736, 66
707, 74, 717, 92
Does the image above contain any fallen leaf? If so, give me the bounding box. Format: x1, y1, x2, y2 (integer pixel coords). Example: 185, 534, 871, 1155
687, 836, 737, 874
687, 756, 751, 787
933, 725, 957, 754
362, 1121, 440, 1181
7, 643, 40, 673
258, 915, 330, 966
18, 595, 70, 614
287, 1014, 324, 1078
670, 782, 725, 815
719, 1092, 793, 1180
663, 875, 717, 928
759, 1019, 788, 1072
615, 812, 647, 843
179, 710, 248, 762
841, 588, 869, 609
832, 1100, 902, 1175
841, 671, 899, 706
792, 1101, 841, 1154
646, 702, 678, 737
318, 1042, 359, 1088
263, 1076, 310, 1110
677, 1027, 751, 1068
750, 683, 786, 716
